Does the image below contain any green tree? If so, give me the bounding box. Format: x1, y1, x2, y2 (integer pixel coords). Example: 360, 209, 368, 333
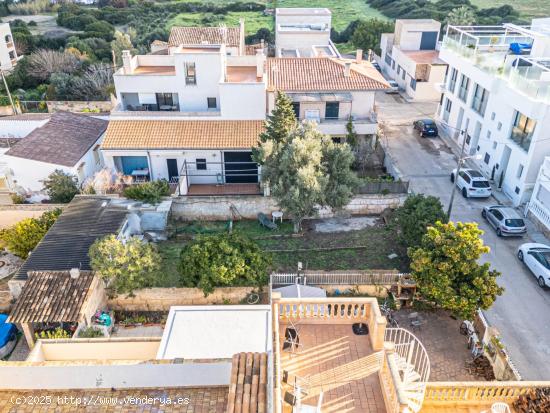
111, 30, 135, 66
179, 233, 270, 296
0, 208, 61, 258
42, 170, 79, 203
351, 19, 395, 55
409, 221, 504, 320
89, 235, 161, 295
256, 122, 357, 232
395, 194, 448, 248
447, 6, 476, 26
258, 91, 297, 144
345, 116, 358, 149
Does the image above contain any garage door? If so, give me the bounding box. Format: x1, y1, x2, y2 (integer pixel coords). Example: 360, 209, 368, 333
224, 152, 258, 184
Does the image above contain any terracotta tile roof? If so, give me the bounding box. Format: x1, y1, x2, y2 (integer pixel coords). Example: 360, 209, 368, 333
102, 120, 264, 150
0, 388, 228, 412
7, 270, 95, 323
266, 57, 389, 91
169, 26, 240, 47
4, 111, 107, 167
227, 352, 267, 413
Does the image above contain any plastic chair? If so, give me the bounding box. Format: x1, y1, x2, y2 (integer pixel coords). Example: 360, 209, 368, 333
491, 402, 511, 413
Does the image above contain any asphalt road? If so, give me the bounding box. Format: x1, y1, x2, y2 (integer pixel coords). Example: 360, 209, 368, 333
376, 92, 550, 380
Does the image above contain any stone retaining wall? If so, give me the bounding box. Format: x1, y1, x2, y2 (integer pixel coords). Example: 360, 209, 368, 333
172, 193, 407, 221
46, 101, 112, 113
107, 286, 259, 311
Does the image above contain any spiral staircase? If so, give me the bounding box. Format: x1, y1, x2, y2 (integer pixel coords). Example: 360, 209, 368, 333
384, 327, 431, 413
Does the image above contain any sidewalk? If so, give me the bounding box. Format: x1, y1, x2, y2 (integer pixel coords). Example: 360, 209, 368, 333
437, 121, 550, 245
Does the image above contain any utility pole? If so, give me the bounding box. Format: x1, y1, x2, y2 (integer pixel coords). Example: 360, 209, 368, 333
447, 131, 466, 218
0, 69, 17, 115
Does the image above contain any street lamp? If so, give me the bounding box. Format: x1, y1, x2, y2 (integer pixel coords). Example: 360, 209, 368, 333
447, 138, 483, 218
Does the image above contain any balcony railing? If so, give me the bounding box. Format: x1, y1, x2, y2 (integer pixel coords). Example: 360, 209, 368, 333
110, 102, 221, 117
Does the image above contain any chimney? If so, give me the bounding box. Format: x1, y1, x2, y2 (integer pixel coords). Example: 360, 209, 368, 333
122, 50, 132, 74
256, 49, 266, 78
344, 62, 352, 77
70, 268, 80, 279
356, 49, 363, 63
239, 18, 245, 56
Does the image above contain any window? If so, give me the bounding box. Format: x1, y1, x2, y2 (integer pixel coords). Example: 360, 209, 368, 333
493, 141, 497, 149
392, 60, 395, 70
207, 97, 217, 109
185, 62, 196, 85
410, 78, 417, 90
491, 209, 504, 220
93, 145, 101, 165
487, 130, 491, 140
484, 153, 490, 164
384, 53, 392, 65
491, 112, 496, 121
8, 51, 15, 59
332, 137, 342, 144
292, 102, 300, 118
497, 121, 502, 131
443, 98, 452, 122
471, 84, 489, 116
517, 164, 524, 178
515, 186, 520, 194
196, 158, 207, 170
401, 70, 406, 80
156, 93, 176, 110
466, 134, 471, 144
325, 102, 340, 119
448, 68, 458, 93
510, 110, 536, 152
458, 74, 470, 102
397, 65, 401, 75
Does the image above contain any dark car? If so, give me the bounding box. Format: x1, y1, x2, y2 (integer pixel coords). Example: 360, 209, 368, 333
413, 119, 439, 137
372, 61, 382, 72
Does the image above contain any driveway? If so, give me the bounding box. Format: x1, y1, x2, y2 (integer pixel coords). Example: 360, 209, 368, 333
376, 92, 550, 380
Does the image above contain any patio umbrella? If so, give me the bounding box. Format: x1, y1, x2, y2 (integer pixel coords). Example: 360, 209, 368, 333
273, 284, 326, 298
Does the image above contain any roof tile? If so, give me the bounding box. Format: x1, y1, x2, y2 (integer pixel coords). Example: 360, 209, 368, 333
169, 26, 240, 47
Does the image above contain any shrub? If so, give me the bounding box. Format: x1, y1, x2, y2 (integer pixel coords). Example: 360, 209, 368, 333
10, 193, 26, 204
42, 170, 79, 203
0, 208, 62, 258
35, 327, 71, 340
77, 327, 105, 338
89, 235, 161, 295
179, 233, 271, 295
123, 180, 170, 204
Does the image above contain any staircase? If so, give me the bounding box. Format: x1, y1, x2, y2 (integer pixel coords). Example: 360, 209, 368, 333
385, 328, 431, 413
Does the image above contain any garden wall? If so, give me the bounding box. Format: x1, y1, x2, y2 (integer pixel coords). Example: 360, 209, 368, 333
107, 286, 260, 311
171, 193, 407, 221
46, 101, 113, 113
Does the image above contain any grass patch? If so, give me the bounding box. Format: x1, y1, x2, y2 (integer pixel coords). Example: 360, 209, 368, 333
154, 218, 408, 287
167, 11, 273, 35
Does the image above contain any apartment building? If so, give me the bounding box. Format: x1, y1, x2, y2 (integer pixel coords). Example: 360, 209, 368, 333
275, 8, 340, 58
437, 18, 550, 206
380, 19, 447, 101
266, 53, 389, 140
0, 23, 18, 71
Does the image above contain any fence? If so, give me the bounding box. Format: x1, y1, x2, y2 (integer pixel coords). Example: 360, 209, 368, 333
357, 180, 410, 194
271, 271, 405, 286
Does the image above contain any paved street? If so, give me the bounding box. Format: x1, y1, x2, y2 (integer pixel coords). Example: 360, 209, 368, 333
376, 92, 550, 380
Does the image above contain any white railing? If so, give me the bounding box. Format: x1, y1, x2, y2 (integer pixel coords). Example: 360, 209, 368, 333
529, 198, 550, 231
385, 327, 431, 383
271, 271, 405, 286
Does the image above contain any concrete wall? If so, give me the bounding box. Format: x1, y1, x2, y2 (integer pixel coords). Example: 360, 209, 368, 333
0, 361, 232, 389
108, 286, 258, 311
171, 193, 407, 220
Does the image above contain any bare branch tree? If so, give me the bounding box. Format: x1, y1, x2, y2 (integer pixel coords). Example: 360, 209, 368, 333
26, 49, 81, 81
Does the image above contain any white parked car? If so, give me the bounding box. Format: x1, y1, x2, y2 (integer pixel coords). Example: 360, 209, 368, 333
517, 243, 550, 288
450, 168, 492, 198
385, 80, 399, 94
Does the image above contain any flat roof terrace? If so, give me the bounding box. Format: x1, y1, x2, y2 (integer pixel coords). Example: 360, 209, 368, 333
226, 66, 262, 83
132, 65, 176, 75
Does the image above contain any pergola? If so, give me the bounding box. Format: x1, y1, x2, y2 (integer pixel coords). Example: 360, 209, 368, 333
7, 270, 105, 348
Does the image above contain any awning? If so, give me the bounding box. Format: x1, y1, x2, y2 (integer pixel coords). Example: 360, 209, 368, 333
287, 92, 353, 102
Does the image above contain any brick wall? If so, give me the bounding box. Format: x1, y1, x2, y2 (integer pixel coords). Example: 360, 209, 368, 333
107, 286, 259, 311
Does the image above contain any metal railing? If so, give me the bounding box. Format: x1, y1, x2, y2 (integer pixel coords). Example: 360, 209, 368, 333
385, 328, 431, 384
271, 271, 405, 286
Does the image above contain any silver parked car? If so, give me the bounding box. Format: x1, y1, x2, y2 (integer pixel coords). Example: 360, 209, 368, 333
482, 206, 527, 237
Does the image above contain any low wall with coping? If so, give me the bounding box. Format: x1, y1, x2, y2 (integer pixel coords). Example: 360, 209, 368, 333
172, 193, 407, 221
46, 101, 112, 113
107, 286, 259, 311
0, 204, 67, 211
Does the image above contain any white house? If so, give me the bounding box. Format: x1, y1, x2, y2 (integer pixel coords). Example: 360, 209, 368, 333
275, 8, 340, 58
1, 112, 107, 193
437, 19, 550, 206
266, 54, 389, 140
380, 19, 447, 101
0, 23, 18, 71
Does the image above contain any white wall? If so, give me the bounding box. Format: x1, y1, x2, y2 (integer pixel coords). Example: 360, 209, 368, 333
394, 20, 441, 50
3, 135, 104, 192
275, 8, 332, 56
0, 119, 49, 138
0, 23, 17, 70
0, 362, 232, 389
219, 82, 266, 119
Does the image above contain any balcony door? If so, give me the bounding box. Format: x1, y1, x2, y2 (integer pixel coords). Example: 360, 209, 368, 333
156, 93, 175, 111
166, 159, 179, 182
